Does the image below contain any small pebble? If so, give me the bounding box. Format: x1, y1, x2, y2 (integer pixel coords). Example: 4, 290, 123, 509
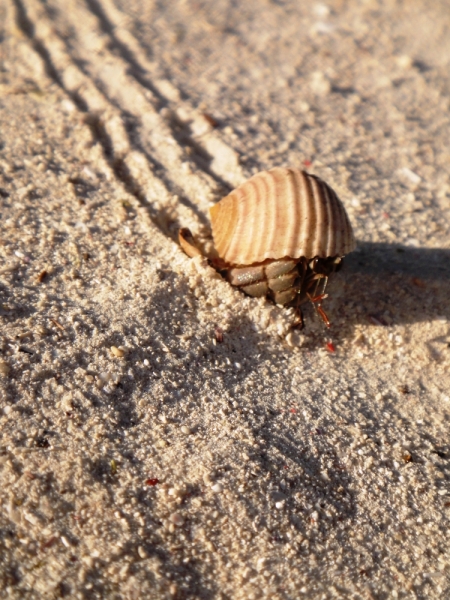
211, 483, 223, 493
98, 371, 112, 384
309, 71, 331, 96
286, 331, 304, 348
396, 54, 412, 69
0, 362, 10, 376
169, 512, 184, 526
396, 167, 421, 186
61, 99, 76, 113
138, 546, 148, 559
180, 425, 191, 435
312, 3, 330, 18
110, 346, 125, 358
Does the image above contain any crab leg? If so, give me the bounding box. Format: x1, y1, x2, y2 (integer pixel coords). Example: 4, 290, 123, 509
307, 276, 331, 327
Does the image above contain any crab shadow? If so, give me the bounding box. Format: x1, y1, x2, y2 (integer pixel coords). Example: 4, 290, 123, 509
332, 241, 450, 330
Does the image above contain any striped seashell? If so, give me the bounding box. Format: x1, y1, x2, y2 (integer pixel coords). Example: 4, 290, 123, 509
210, 167, 356, 266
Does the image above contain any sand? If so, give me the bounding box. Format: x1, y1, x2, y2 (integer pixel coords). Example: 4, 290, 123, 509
1, 0, 450, 598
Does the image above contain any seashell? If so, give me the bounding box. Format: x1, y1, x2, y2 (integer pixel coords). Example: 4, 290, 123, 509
210, 167, 355, 265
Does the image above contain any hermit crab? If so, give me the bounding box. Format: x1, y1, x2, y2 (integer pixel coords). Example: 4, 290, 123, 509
179, 167, 356, 328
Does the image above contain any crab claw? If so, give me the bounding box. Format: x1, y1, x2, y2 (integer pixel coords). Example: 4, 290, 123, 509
178, 228, 203, 258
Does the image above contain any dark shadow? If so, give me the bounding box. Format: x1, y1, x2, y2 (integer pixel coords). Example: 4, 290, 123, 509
346, 242, 450, 282
339, 241, 450, 326
413, 59, 432, 73
331, 85, 356, 96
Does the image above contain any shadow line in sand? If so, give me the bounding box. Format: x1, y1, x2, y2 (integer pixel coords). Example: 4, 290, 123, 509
12, 0, 211, 242
346, 241, 450, 282
82, 0, 236, 194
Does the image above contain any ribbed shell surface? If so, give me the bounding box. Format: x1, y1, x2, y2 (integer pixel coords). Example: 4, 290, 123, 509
210, 167, 356, 266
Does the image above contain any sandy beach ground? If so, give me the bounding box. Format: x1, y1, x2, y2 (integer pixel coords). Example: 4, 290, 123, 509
1, 1, 450, 598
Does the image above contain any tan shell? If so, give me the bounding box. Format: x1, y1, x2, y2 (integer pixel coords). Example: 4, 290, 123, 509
210, 167, 356, 265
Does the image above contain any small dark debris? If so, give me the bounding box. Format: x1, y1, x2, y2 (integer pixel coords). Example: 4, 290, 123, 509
367, 314, 388, 326
412, 277, 426, 289
50, 319, 65, 331
41, 536, 59, 549
28, 189, 41, 200
0, 187, 10, 198
202, 112, 220, 128
36, 437, 50, 448
37, 270, 48, 283
432, 449, 447, 459
68, 176, 97, 198
18, 346, 33, 355
413, 59, 432, 73
146, 478, 160, 486
331, 85, 355, 95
